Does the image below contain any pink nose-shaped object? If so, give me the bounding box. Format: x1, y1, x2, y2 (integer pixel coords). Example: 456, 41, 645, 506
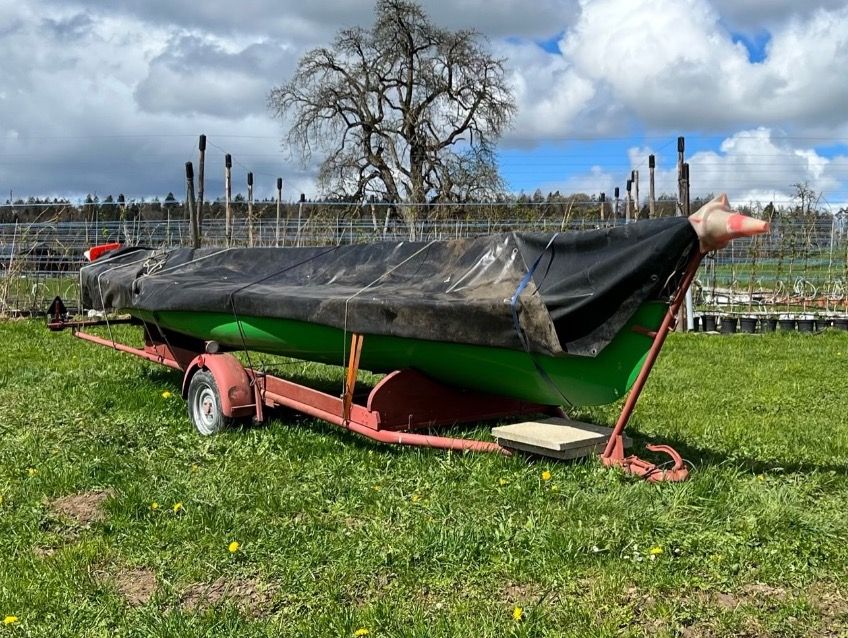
688, 193, 769, 252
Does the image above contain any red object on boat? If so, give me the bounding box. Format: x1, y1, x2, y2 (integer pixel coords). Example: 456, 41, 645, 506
83, 242, 123, 262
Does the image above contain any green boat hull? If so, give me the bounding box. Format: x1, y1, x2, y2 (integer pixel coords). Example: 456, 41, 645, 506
133, 302, 666, 407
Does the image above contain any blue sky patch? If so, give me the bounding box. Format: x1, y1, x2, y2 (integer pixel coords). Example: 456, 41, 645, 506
731, 30, 771, 64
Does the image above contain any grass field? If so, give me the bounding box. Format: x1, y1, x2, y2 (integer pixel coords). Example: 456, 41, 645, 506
2, 320, 848, 637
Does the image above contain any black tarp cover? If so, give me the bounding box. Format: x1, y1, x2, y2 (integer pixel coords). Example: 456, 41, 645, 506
81, 217, 697, 357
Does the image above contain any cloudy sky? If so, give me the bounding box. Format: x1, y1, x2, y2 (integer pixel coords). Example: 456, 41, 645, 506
1, 0, 848, 207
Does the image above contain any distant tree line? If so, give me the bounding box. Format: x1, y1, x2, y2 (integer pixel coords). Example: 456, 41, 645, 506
3, 189, 843, 227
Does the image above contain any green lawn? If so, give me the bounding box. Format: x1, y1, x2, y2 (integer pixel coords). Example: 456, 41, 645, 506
2, 320, 848, 637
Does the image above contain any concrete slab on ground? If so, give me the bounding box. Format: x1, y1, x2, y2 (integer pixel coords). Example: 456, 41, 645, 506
492, 417, 631, 460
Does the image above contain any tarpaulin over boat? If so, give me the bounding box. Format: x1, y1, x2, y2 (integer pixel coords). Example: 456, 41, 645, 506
80, 217, 697, 357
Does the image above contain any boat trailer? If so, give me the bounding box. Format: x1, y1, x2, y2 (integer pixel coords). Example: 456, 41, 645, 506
47, 251, 700, 482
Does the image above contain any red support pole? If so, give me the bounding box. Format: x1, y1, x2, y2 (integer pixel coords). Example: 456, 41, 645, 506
601, 250, 704, 481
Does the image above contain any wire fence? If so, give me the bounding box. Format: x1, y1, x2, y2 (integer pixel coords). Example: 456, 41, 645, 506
2, 201, 847, 322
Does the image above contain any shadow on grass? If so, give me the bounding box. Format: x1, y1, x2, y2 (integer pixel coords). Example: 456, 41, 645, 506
129, 366, 846, 476
626, 431, 848, 477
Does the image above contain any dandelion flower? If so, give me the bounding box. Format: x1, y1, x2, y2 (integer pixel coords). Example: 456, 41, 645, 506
27, 468, 38, 477
3, 616, 18, 625
150, 501, 159, 511
649, 546, 663, 556
410, 493, 421, 503
161, 390, 172, 399
498, 478, 509, 486
512, 606, 524, 621
353, 628, 369, 637
172, 502, 183, 514
228, 541, 240, 553
541, 470, 552, 482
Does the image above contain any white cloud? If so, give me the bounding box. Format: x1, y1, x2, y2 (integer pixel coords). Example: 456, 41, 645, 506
0, 3, 313, 199
50, 0, 571, 40
553, 128, 848, 206
561, 0, 848, 131
134, 36, 297, 119
710, 0, 847, 30
2, 0, 848, 203
497, 41, 621, 145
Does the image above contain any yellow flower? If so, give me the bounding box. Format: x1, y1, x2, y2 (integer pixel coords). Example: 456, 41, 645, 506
172, 502, 183, 514
649, 546, 663, 556
541, 470, 552, 482
410, 493, 421, 503
26, 468, 38, 477
3, 616, 18, 625
371, 485, 382, 491
161, 390, 172, 399
498, 478, 509, 486
512, 606, 524, 621
150, 501, 159, 511
353, 629, 369, 637
228, 541, 240, 553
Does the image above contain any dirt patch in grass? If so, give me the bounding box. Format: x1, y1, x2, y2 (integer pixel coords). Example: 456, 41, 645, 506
807, 582, 848, 636
501, 582, 542, 603
112, 568, 157, 606
49, 490, 112, 526
94, 566, 157, 606
712, 591, 739, 610
181, 576, 275, 617
345, 571, 397, 607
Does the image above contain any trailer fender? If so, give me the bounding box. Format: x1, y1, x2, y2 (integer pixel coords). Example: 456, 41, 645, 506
182, 353, 254, 417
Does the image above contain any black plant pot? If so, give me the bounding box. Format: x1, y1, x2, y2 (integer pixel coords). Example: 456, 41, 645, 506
761, 317, 778, 333
778, 318, 796, 331
833, 317, 848, 331
702, 314, 718, 332
720, 316, 738, 334
797, 318, 816, 333
739, 316, 758, 333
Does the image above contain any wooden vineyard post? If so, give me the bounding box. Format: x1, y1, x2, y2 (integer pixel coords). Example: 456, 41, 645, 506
648, 154, 656, 219
225, 154, 232, 247
197, 134, 206, 246
633, 169, 640, 220
247, 172, 255, 247
677, 137, 685, 217
117, 194, 127, 244
186, 162, 199, 249
676, 136, 693, 332
599, 192, 606, 225
276, 178, 283, 247
297, 193, 305, 247
614, 186, 620, 224
682, 161, 694, 331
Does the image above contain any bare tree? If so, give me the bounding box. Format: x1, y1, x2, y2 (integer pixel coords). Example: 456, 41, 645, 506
268, 0, 515, 238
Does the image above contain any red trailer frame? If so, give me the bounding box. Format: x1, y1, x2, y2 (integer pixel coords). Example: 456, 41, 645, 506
48, 251, 701, 481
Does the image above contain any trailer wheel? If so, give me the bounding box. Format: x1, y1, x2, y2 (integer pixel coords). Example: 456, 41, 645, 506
187, 370, 233, 436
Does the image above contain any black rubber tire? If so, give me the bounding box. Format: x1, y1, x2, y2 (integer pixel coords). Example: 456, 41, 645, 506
186, 370, 234, 436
